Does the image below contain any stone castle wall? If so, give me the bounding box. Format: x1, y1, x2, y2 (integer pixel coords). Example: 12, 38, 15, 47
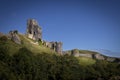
44, 41, 62, 54
26, 19, 63, 54
27, 19, 42, 41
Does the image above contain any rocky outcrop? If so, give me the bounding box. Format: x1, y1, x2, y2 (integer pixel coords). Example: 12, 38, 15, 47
27, 19, 42, 41
8, 30, 21, 44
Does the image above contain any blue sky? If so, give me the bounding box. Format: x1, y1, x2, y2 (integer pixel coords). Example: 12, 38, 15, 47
0, 0, 120, 57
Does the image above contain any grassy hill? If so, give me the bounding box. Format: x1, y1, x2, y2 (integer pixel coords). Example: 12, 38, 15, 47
0, 34, 56, 55
0, 34, 120, 80
0, 34, 97, 66
19, 34, 56, 54
65, 49, 99, 55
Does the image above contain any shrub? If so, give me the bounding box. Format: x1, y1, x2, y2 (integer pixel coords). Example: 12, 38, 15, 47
0, 36, 8, 42
38, 39, 43, 45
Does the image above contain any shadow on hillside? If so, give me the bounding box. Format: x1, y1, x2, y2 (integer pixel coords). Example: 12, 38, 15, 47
0, 47, 120, 80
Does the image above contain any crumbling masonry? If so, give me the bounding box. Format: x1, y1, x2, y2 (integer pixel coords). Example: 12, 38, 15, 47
26, 19, 62, 54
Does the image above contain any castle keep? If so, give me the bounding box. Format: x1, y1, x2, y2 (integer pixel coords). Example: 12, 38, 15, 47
27, 19, 42, 41
26, 19, 62, 54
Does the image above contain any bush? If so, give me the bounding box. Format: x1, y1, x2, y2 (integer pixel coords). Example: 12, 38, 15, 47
0, 36, 8, 42
38, 39, 43, 45
0, 46, 120, 80
0, 61, 16, 80
0, 46, 10, 62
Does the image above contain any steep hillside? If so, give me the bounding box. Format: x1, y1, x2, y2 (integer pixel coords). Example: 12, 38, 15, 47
0, 33, 120, 80
19, 34, 56, 54
0, 33, 96, 65
0, 34, 120, 80
0, 33, 120, 65
0, 34, 56, 56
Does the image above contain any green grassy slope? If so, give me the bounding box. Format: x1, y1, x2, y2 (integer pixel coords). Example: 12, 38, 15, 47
64, 49, 99, 65
0, 34, 120, 80
78, 57, 96, 66
19, 34, 56, 54
79, 50, 99, 54
0, 37, 22, 56
0, 34, 97, 66
0, 34, 56, 56
65, 49, 99, 55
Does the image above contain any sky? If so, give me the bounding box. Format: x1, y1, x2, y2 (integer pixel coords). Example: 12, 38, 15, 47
0, 0, 120, 57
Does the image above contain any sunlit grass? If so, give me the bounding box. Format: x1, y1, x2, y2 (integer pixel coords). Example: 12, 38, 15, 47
0, 34, 56, 56
78, 57, 96, 66
79, 50, 99, 54
0, 39, 22, 55
0, 34, 97, 66
19, 34, 56, 54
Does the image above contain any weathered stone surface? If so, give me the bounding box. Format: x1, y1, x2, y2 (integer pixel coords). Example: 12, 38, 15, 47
26, 19, 63, 54
9, 30, 21, 44
72, 49, 80, 57
93, 54, 105, 60
55, 42, 62, 54
71, 49, 93, 58
45, 41, 62, 54
27, 19, 42, 41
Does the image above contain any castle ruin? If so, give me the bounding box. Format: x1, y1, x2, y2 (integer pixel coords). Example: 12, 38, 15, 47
26, 19, 62, 54
45, 41, 63, 54
27, 19, 42, 41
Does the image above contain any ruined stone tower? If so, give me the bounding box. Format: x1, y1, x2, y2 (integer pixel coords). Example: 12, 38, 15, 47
55, 42, 63, 54
26, 19, 63, 54
27, 19, 42, 41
